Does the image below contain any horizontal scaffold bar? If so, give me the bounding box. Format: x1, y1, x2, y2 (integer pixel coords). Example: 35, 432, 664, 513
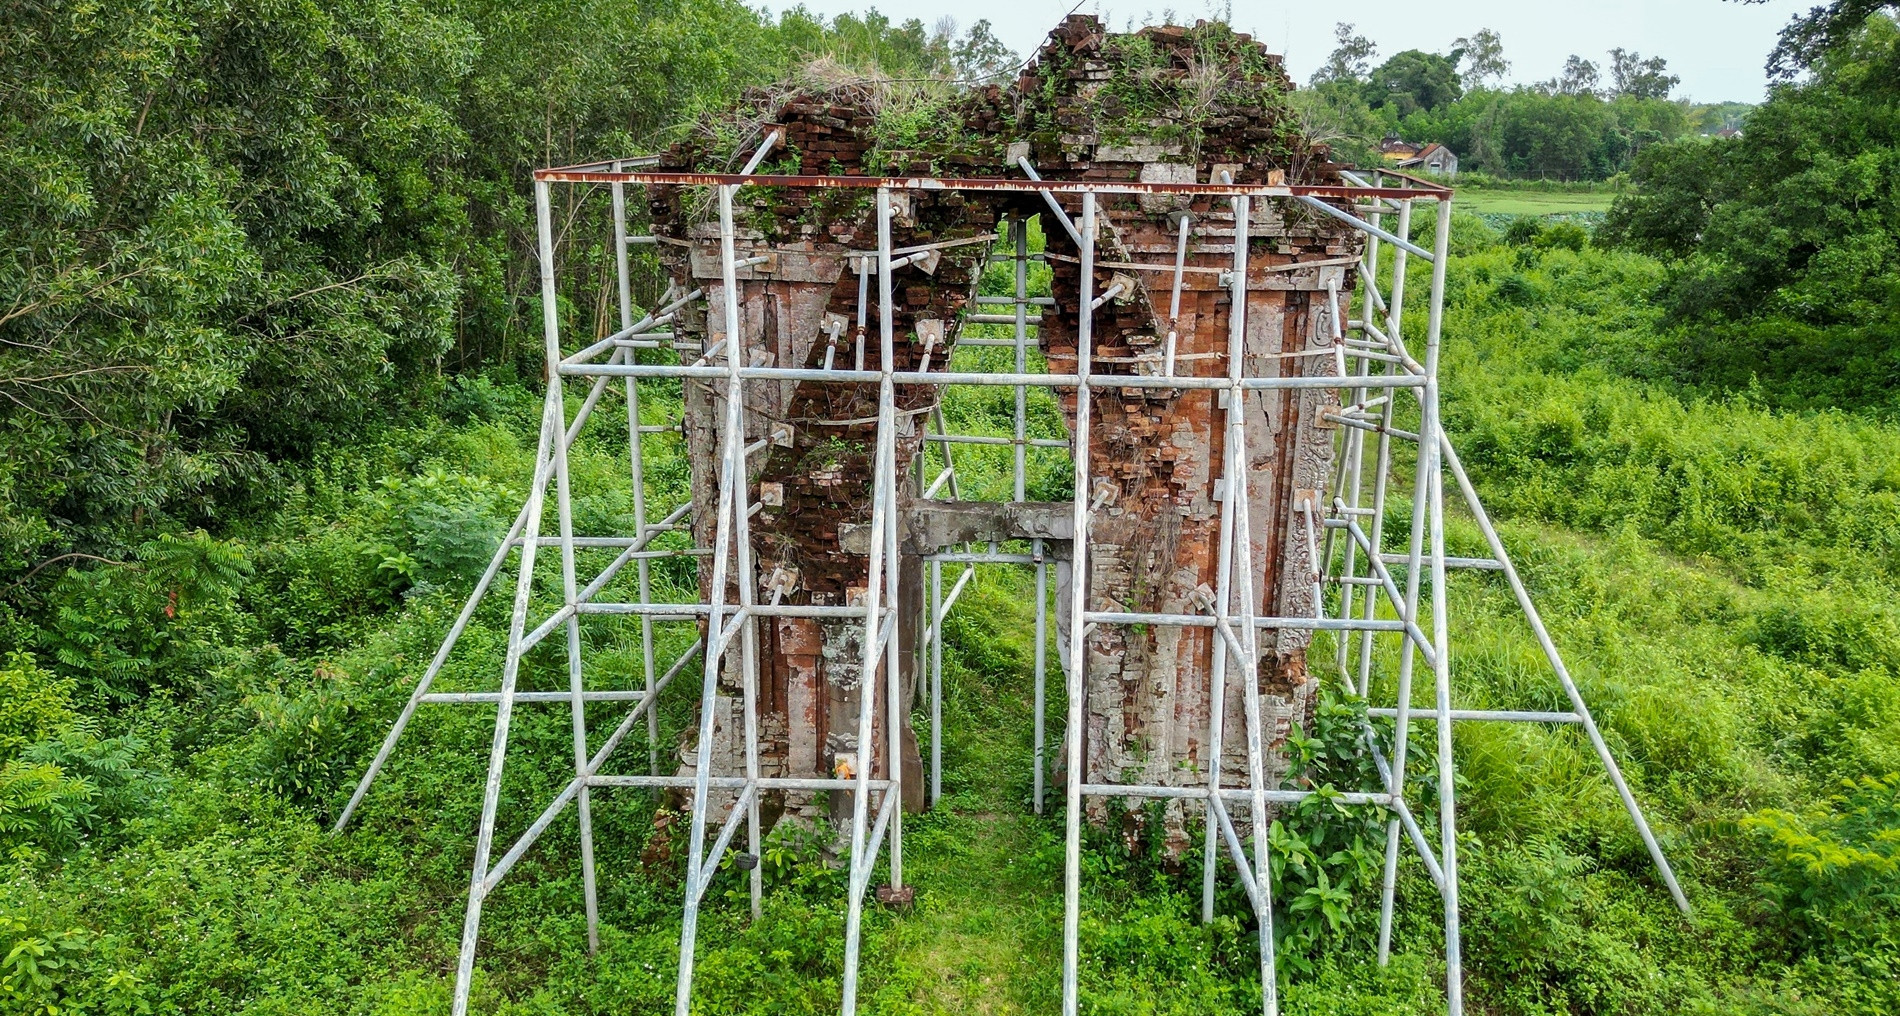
558, 363, 1429, 391
531, 168, 1452, 202
930, 433, 1069, 449
1379, 553, 1503, 571
422, 690, 648, 704
1366, 708, 1583, 723
573, 602, 888, 619
923, 551, 1043, 565
1078, 784, 1393, 806
1084, 610, 1407, 632
588, 775, 899, 792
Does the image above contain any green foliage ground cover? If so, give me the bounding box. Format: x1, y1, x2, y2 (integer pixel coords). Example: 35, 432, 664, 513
5, 5, 1900, 1014
4, 207, 1899, 1013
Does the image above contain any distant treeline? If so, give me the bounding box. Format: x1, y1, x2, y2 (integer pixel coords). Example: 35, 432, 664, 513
1294, 25, 1742, 180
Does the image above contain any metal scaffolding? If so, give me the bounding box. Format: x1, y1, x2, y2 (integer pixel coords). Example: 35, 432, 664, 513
335, 152, 1689, 1016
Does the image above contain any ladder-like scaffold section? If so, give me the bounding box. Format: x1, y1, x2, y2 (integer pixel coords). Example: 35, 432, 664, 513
334, 146, 1690, 1016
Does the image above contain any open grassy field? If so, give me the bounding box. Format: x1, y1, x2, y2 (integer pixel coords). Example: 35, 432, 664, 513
1453, 187, 1617, 217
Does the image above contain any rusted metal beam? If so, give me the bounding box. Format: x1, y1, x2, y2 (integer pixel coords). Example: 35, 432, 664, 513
532, 167, 1451, 200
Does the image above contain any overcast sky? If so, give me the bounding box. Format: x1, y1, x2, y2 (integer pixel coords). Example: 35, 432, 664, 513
764, 0, 1805, 102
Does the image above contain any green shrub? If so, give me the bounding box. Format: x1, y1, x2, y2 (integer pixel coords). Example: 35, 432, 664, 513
1268, 692, 1392, 971
1743, 774, 1900, 962
0, 651, 167, 864
37, 532, 253, 704
1532, 221, 1589, 252
0, 654, 73, 757
1501, 216, 1543, 246
0, 759, 94, 865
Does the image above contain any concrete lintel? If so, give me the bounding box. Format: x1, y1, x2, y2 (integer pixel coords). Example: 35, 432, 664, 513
906, 500, 1075, 551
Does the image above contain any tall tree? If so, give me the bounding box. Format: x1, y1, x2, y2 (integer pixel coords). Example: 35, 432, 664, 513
1451, 28, 1510, 88
1484, 92, 1620, 178
1364, 50, 1463, 115
0, 0, 985, 573
1549, 55, 1602, 96
1734, 0, 1900, 76
952, 19, 1019, 82
1608, 48, 1681, 99
1605, 13, 1900, 401
1312, 23, 1378, 85
0, 0, 478, 568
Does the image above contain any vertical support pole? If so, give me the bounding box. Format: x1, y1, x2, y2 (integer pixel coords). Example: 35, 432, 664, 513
611, 174, 662, 778
731, 369, 765, 927
452, 397, 557, 1016
673, 183, 748, 1016
1376, 196, 1427, 968
1015, 218, 1049, 816
921, 403, 970, 799
1422, 197, 1463, 1016
854, 259, 870, 372
1033, 547, 1048, 816
1385, 200, 1415, 363
882, 197, 905, 896
1163, 211, 1190, 377
549, 188, 602, 953
1013, 217, 1031, 504
451, 181, 562, 1016
1200, 210, 1238, 926
930, 558, 943, 806
732, 130, 778, 926
1060, 191, 1097, 1016
840, 187, 899, 1016
1223, 190, 1278, 1016
914, 412, 928, 497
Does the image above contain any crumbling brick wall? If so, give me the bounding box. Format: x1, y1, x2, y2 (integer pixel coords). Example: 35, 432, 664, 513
648, 85, 1011, 832
646, 16, 1362, 849
1011, 19, 1362, 851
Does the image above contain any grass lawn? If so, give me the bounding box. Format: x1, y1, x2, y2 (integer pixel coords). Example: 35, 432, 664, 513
1453, 187, 1616, 216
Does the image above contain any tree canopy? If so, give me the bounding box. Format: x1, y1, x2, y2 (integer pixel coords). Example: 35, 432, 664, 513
1603, 12, 1900, 405
0, 0, 1017, 575
1311, 22, 1378, 85
1452, 29, 1510, 88
1364, 49, 1463, 115
1739, 0, 1900, 76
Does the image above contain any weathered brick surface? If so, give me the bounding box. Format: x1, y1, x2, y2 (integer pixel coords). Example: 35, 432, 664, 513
648, 16, 1362, 848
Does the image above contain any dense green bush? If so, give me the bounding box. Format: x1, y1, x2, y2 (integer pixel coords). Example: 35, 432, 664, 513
1743, 774, 1900, 961
0, 0, 475, 571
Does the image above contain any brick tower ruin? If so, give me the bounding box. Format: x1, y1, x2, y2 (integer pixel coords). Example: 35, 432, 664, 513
647, 16, 1364, 846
